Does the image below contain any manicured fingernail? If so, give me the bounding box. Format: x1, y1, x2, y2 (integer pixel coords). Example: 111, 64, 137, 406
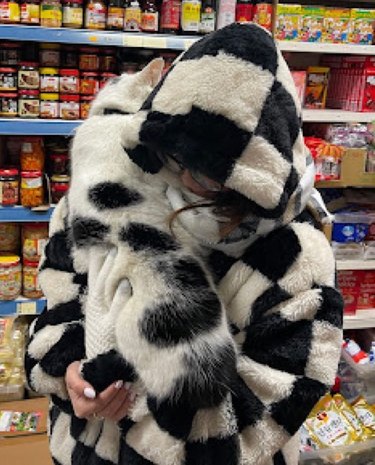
124, 382, 131, 390
84, 387, 96, 399
129, 392, 137, 402
114, 380, 123, 389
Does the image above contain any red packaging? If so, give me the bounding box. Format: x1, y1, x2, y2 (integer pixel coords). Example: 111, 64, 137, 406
160, 0, 180, 32
291, 70, 306, 105
235, 2, 253, 23
337, 270, 364, 316
357, 271, 375, 310
253, 2, 272, 31
361, 67, 375, 112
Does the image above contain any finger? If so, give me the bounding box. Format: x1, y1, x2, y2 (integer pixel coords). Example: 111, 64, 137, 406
97, 384, 129, 419
88, 247, 109, 289
97, 247, 117, 287
112, 391, 136, 422
66, 361, 97, 399
95, 380, 123, 409
109, 279, 132, 320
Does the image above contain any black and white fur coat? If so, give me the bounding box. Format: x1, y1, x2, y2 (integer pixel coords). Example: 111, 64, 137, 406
25, 24, 344, 465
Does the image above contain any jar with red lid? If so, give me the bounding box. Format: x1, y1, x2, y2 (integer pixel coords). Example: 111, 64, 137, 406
50, 152, 69, 174
18, 89, 39, 118
0, 42, 21, 66
0, 169, 19, 206
51, 174, 69, 203
0, 0, 21, 23
79, 47, 100, 71
20, 170, 44, 207
60, 68, 79, 94
100, 48, 116, 72
0, 92, 17, 117
80, 72, 99, 95
60, 94, 79, 119
18, 61, 39, 89
23, 259, 43, 298
80, 95, 94, 118
0, 67, 17, 91
100, 72, 117, 89
21, 0, 40, 24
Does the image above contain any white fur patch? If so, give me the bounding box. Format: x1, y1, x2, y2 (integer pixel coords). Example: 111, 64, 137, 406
30, 365, 68, 398
28, 323, 67, 359
38, 269, 80, 309
49, 411, 76, 465
276, 289, 323, 322
95, 420, 121, 463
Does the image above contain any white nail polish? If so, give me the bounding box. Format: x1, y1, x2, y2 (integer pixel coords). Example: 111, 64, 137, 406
114, 380, 123, 389
124, 382, 131, 390
84, 387, 96, 399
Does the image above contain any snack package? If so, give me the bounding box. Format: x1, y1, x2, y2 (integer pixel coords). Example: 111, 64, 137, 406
358, 271, 375, 310
305, 393, 360, 448
337, 270, 363, 316
323, 8, 351, 44
352, 396, 375, 437
333, 394, 369, 440
275, 4, 302, 41
300, 6, 325, 43
304, 67, 330, 110
350, 9, 375, 45
300, 423, 319, 453
361, 67, 375, 112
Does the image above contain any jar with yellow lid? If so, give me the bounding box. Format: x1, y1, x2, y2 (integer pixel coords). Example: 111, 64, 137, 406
23, 259, 43, 298
0, 255, 21, 300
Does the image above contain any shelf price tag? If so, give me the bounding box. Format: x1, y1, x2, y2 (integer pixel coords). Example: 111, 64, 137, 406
143, 37, 167, 49
123, 35, 144, 48
17, 301, 37, 315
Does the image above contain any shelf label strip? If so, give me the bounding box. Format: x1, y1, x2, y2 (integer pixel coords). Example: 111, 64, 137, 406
17, 301, 37, 315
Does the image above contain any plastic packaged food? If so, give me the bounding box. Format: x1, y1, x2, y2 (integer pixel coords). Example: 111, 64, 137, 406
0, 67, 17, 91
124, 0, 141, 31
49, 152, 69, 174
0, 223, 20, 252
0, 0, 21, 23
62, 0, 83, 27
84, 0, 106, 30
51, 174, 69, 203
252, 0, 272, 31
333, 394, 369, 439
60, 94, 79, 119
18, 62, 39, 89
23, 259, 43, 298
275, 4, 301, 41
0, 169, 19, 206
20, 170, 44, 207
352, 397, 375, 436
60, 68, 79, 94
0, 42, 21, 66
40, 92, 59, 118
79, 47, 100, 71
40, 67, 59, 93
22, 223, 48, 262
0, 92, 17, 117
323, 8, 351, 44
0, 255, 21, 300
304, 67, 330, 110
40, 0, 62, 27
350, 9, 375, 45
20, 137, 45, 171
20, 0, 40, 24
18, 90, 40, 118
80, 95, 94, 118
300, 6, 325, 43
39, 43, 60, 67
80, 72, 99, 95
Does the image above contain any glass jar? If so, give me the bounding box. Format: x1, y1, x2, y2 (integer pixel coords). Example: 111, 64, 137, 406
40, 92, 59, 118
62, 0, 82, 27
0, 92, 18, 117
80, 95, 94, 118
106, 0, 124, 30
80, 72, 99, 95
0, 255, 21, 300
51, 174, 69, 203
49, 152, 69, 174
39, 43, 60, 67
60, 94, 79, 119
40, 0, 62, 27
23, 259, 43, 298
20, 170, 44, 207
0, 42, 21, 66
0, 169, 19, 206
100, 48, 116, 72
84, 0, 106, 30
0, 0, 21, 23
61, 45, 78, 68
60, 68, 79, 93
79, 47, 100, 71
39, 67, 59, 92
18, 62, 39, 89
18, 90, 39, 118
20, 0, 40, 23
0, 67, 17, 91
0, 223, 20, 252
22, 223, 48, 262
20, 137, 45, 171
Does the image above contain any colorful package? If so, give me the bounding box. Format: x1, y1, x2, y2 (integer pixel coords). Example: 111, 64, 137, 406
333, 394, 369, 440
300, 6, 325, 42
337, 270, 364, 316
291, 71, 306, 105
323, 8, 351, 44
275, 4, 302, 41
357, 271, 375, 310
361, 67, 375, 112
304, 67, 330, 109
352, 396, 375, 436
0, 410, 41, 433
350, 9, 375, 45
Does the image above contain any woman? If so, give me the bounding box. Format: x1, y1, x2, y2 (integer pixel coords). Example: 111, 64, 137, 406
26, 23, 343, 465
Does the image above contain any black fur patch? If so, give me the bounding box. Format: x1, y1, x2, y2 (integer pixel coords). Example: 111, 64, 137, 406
50, 395, 74, 415
88, 182, 143, 210
273, 451, 287, 465
255, 80, 300, 162
119, 223, 178, 253
206, 250, 236, 283
39, 230, 74, 273
182, 23, 277, 76
242, 226, 301, 281
126, 145, 163, 174
118, 417, 136, 436
315, 286, 343, 329
139, 107, 251, 185
49, 404, 60, 434
72, 442, 116, 465
158, 257, 211, 288
24, 352, 38, 389
70, 415, 87, 439
185, 435, 240, 465
120, 441, 155, 465
271, 377, 327, 435
52, 458, 63, 465
72, 217, 109, 247
34, 298, 83, 333
81, 350, 136, 393
39, 323, 85, 377
251, 285, 292, 322
243, 316, 313, 376
232, 375, 265, 431
294, 209, 322, 230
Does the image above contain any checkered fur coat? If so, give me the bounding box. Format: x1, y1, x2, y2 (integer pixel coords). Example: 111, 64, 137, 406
25, 24, 343, 465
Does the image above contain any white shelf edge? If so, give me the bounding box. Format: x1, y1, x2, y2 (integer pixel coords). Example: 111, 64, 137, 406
337, 260, 375, 271
279, 41, 375, 55
344, 309, 375, 330
302, 109, 375, 123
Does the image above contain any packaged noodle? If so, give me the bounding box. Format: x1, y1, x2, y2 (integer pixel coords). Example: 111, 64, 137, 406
333, 394, 369, 440
352, 396, 375, 437
305, 393, 360, 448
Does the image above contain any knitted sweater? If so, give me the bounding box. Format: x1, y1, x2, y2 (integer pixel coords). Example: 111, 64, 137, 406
25, 24, 343, 465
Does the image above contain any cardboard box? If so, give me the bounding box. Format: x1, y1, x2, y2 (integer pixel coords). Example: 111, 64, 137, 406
0, 397, 53, 465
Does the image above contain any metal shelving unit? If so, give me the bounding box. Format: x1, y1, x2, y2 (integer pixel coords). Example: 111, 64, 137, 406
302, 109, 375, 123
0, 206, 55, 222
344, 309, 375, 330
0, 118, 81, 136
337, 260, 375, 271
279, 41, 375, 55
0, 297, 46, 316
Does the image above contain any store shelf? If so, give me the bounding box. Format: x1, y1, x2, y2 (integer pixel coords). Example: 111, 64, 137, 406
344, 309, 375, 330
0, 297, 46, 316
337, 260, 375, 271
0, 118, 81, 136
0, 25, 198, 50
302, 109, 375, 123
0, 206, 54, 222
279, 41, 375, 55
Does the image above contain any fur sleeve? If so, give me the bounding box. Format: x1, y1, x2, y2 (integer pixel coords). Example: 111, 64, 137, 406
25, 197, 87, 398
219, 221, 343, 465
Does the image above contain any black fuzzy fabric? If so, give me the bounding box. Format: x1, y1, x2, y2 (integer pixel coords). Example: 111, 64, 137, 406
251, 285, 292, 322
232, 375, 265, 432
34, 299, 83, 333
72, 217, 110, 247
88, 182, 143, 210
39, 230, 74, 273
315, 285, 344, 328
185, 436, 240, 465
126, 145, 163, 174
206, 250, 237, 283
119, 223, 179, 253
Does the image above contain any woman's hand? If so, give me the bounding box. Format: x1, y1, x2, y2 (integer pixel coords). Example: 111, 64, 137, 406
65, 361, 134, 422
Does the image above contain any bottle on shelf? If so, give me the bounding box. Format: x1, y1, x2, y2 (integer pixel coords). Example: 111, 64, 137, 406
160, 0, 181, 34
199, 0, 215, 34
124, 0, 142, 31
107, 0, 125, 30
84, 0, 107, 30
235, 0, 252, 24
0, 0, 21, 24
343, 339, 369, 365
141, 0, 159, 32
20, 0, 40, 25
216, 0, 235, 29
180, 0, 201, 34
